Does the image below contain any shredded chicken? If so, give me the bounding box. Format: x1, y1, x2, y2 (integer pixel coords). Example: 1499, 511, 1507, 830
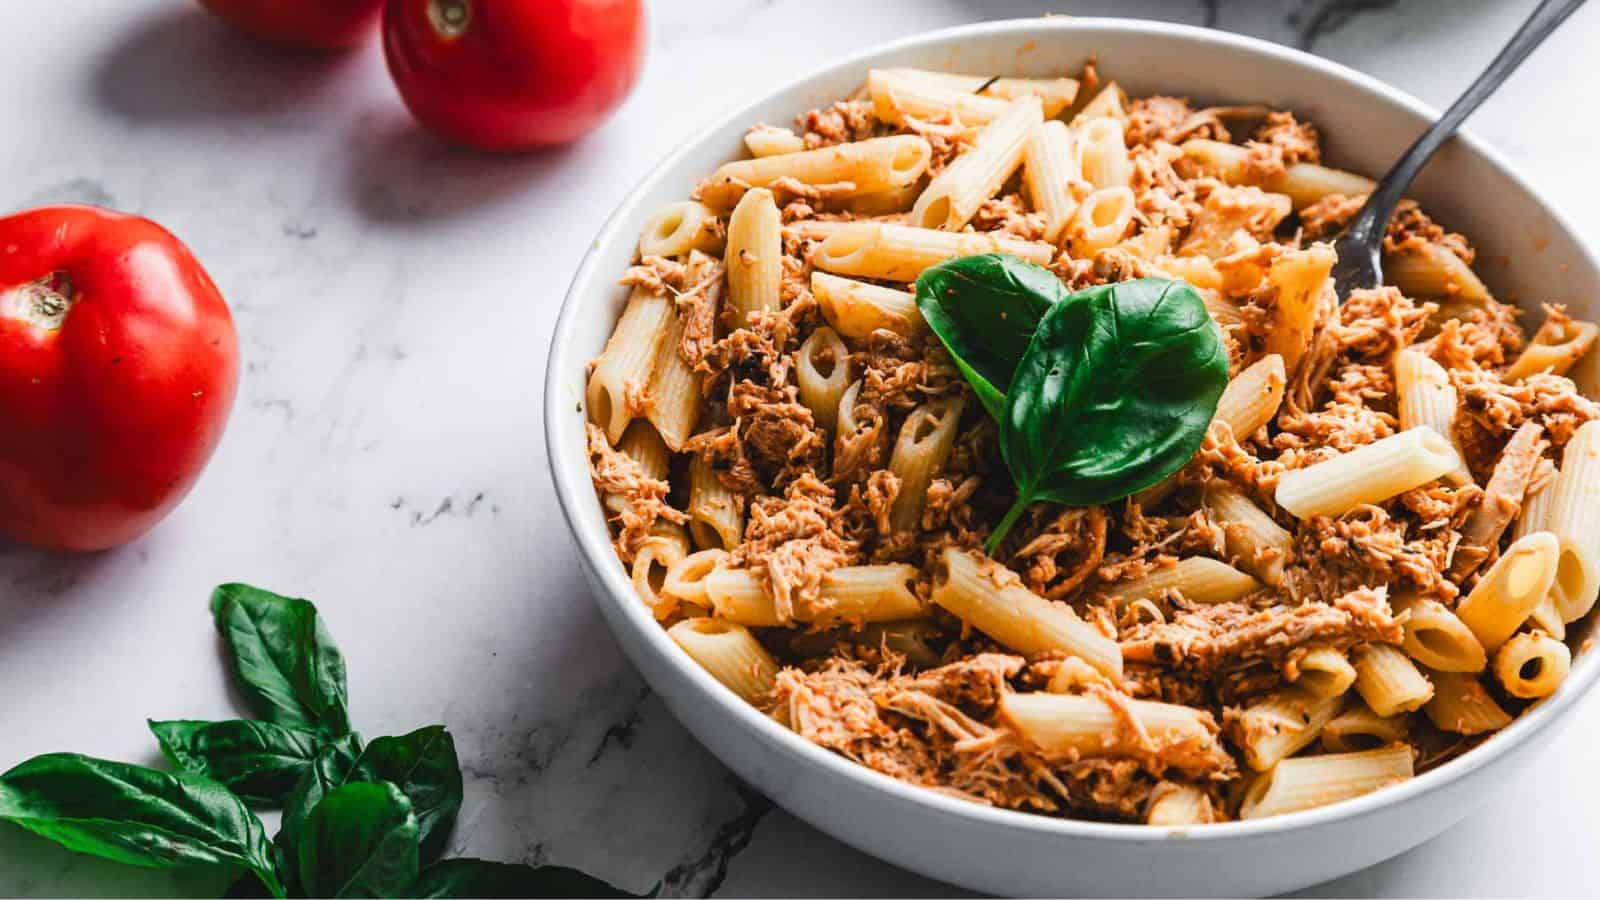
583, 70, 1589, 824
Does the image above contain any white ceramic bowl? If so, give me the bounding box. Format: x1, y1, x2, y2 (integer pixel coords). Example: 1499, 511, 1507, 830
547, 18, 1600, 897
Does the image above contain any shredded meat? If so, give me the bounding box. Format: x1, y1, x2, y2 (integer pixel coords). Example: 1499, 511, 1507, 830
584, 72, 1587, 824
732, 472, 857, 623
586, 423, 688, 563
1121, 587, 1401, 676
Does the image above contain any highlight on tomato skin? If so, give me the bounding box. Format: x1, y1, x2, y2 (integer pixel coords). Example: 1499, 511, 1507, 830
0, 205, 240, 552
195, 0, 385, 51
381, 0, 648, 151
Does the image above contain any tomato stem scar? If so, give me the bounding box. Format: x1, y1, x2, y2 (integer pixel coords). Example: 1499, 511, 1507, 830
427, 0, 471, 39
3, 271, 76, 330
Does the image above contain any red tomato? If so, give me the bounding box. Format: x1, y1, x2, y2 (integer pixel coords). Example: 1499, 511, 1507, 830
0, 206, 240, 551
382, 0, 647, 151
196, 0, 384, 51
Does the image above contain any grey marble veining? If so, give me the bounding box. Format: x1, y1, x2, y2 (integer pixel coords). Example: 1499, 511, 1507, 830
2, 0, 1598, 897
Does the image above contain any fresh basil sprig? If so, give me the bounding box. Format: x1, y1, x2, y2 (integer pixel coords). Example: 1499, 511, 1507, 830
916, 254, 1065, 420
277, 727, 462, 865
916, 256, 1229, 552
0, 585, 641, 899
150, 720, 323, 808
211, 584, 351, 736
990, 276, 1228, 548
0, 754, 284, 898
297, 782, 421, 899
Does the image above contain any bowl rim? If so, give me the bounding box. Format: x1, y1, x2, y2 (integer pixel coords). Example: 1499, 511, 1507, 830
545, 15, 1600, 844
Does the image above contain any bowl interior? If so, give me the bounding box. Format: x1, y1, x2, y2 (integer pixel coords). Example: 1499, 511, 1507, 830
547, 16, 1600, 850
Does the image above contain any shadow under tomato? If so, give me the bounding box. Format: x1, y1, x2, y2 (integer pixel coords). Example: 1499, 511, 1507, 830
0, 540, 120, 647
91, 6, 364, 124
339, 113, 583, 227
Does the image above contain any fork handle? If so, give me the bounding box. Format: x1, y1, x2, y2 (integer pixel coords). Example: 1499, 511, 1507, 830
1340, 0, 1587, 250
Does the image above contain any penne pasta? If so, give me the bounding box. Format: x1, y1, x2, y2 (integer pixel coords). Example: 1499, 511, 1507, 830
1240, 746, 1413, 819
1291, 646, 1358, 700
663, 548, 728, 608
881, 69, 1079, 118
587, 288, 672, 442
1492, 631, 1570, 699
1541, 420, 1600, 622
1276, 427, 1462, 519
1099, 557, 1260, 608
668, 618, 778, 702
704, 564, 925, 627
1424, 670, 1512, 734
867, 68, 1014, 127
1454, 531, 1559, 652
644, 307, 701, 451
1146, 783, 1216, 826
1002, 692, 1226, 775
1214, 354, 1287, 440
1076, 116, 1132, 190
933, 548, 1122, 678
702, 135, 933, 210
1351, 643, 1434, 717
1262, 245, 1334, 375
1504, 313, 1599, 381
1180, 139, 1376, 210
1384, 243, 1492, 305
1389, 592, 1487, 673
888, 395, 965, 531
743, 124, 806, 157
812, 222, 1054, 282
1022, 119, 1081, 245
1321, 700, 1409, 753
913, 95, 1043, 231
1394, 348, 1472, 485
1067, 186, 1136, 259
795, 326, 850, 433
811, 271, 922, 338
1232, 687, 1341, 771
687, 454, 743, 551
725, 187, 783, 323
1203, 483, 1294, 586
639, 200, 725, 258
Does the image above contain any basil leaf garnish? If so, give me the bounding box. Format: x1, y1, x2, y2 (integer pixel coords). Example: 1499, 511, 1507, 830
357, 727, 463, 863
277, 727, 461, 864
149, 719, 323, 807
412, 859, 651, 898
0, 753, 284, 898
990, 276, 1228, 549
297, 781, 420, 898
211, 584, 351, 736
276, 732, 365, 879
915, 253, 1066, 419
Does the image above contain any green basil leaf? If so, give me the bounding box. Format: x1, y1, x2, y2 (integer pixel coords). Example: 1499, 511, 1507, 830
0, 753, 284, 898
990, 277, 1229, 548
297, 781, 419, 898
915, 253, 1067, 419
275, 731, 364, 882
276, 728, 460, 864
149, 720, 322, 808
210, 584, 351, 736
357, 727, 462, 862
413, 859, 649, 898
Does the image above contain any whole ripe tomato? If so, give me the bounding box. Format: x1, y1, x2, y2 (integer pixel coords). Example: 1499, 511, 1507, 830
0, 206, 239, 551
382, 0, 647, 151
196, 0, 385, 51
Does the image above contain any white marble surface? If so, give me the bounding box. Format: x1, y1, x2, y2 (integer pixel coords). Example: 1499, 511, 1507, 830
2, 0, 1598, 896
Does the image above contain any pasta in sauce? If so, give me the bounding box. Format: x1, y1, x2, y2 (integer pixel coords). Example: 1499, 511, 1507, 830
584, 64, 1599, 824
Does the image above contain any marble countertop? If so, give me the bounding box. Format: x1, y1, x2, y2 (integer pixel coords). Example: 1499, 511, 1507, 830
2, 0, 1597, 896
